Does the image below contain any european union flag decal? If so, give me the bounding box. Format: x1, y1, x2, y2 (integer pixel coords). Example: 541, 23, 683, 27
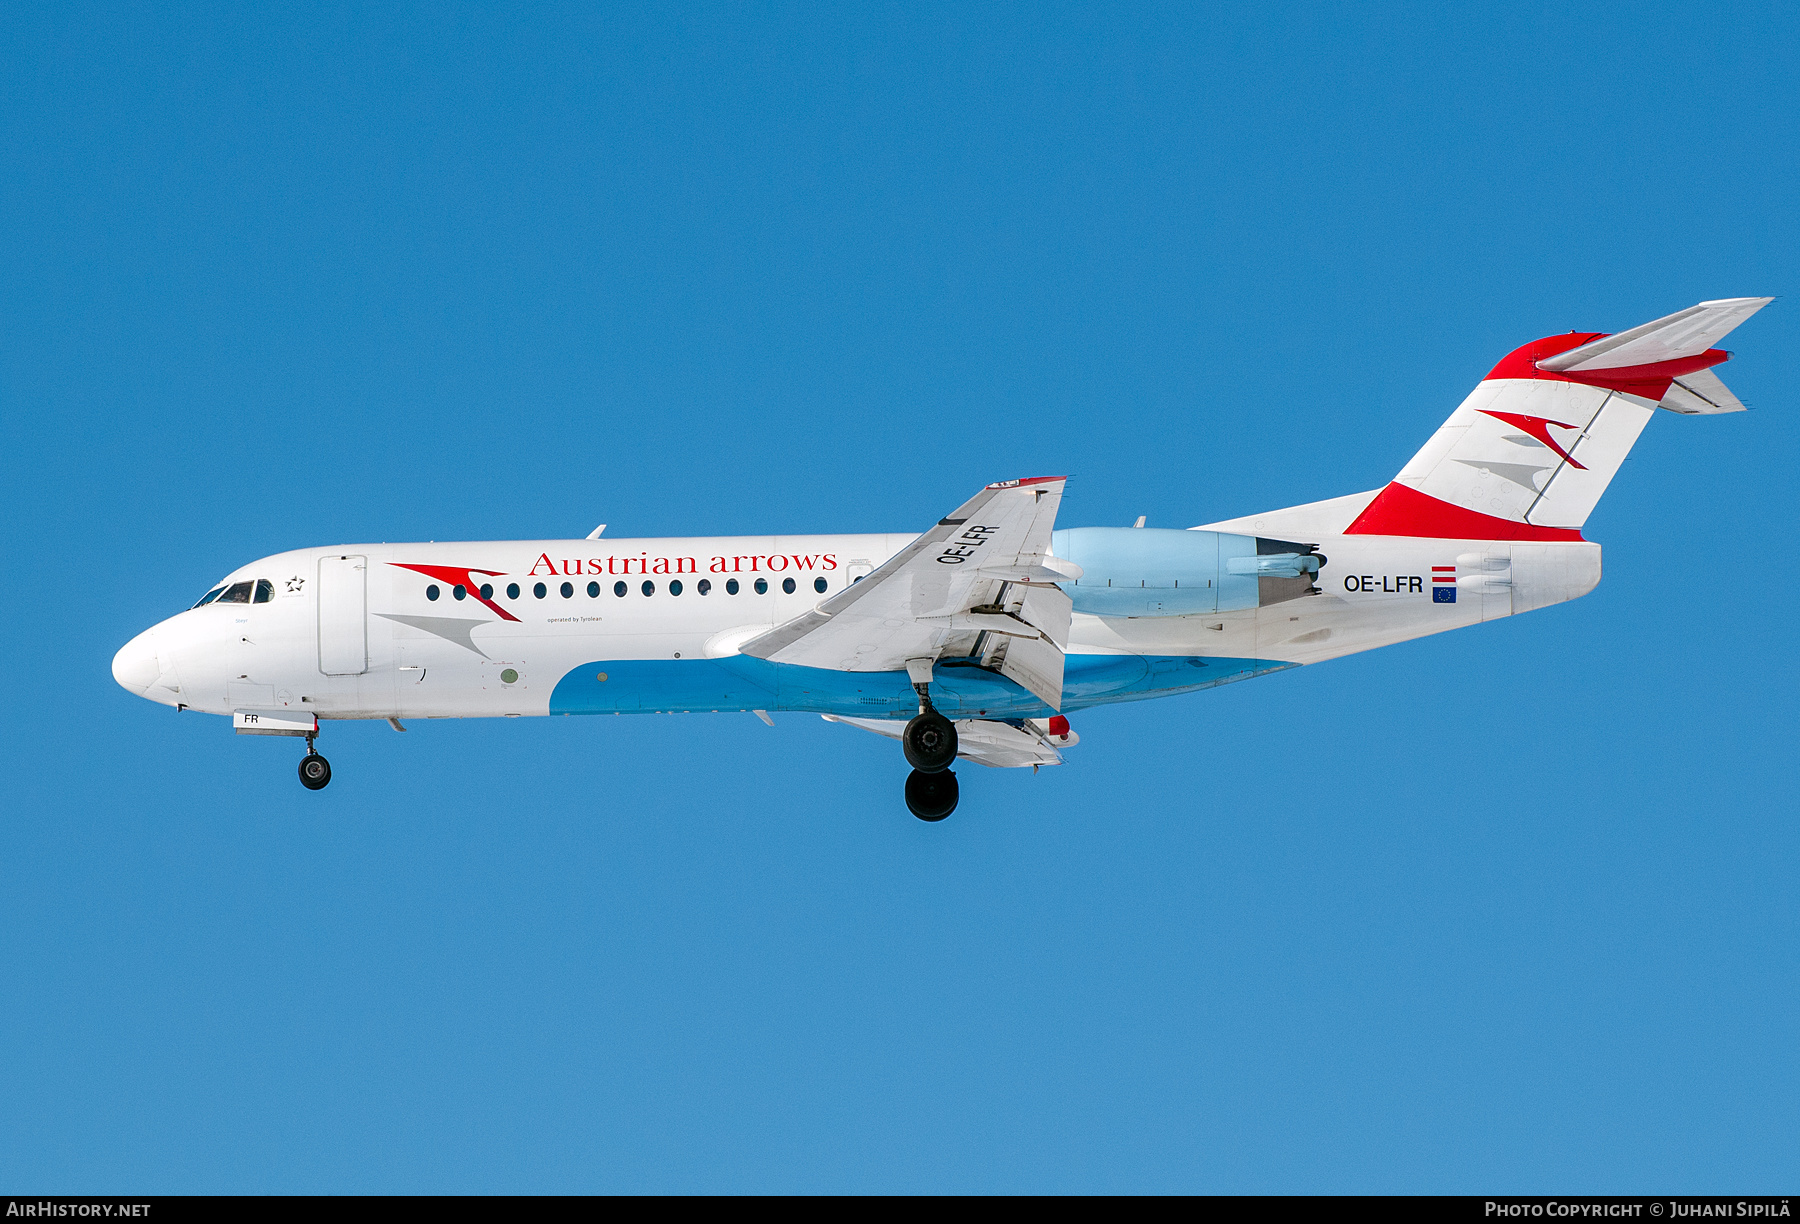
1433, 586, 1456, 603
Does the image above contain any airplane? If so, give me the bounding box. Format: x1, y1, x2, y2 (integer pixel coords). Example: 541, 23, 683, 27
112, 297, 1772, 820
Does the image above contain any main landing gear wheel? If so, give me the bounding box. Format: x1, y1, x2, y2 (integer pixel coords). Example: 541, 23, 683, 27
905, 768, 959, 821
299, 753, 332, 791
902, 710, 958, 773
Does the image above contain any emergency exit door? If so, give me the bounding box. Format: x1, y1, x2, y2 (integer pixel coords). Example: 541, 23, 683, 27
318, 555, 368, 675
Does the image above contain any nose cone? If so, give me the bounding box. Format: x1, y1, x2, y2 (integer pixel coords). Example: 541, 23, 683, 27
112, 630, 161, 695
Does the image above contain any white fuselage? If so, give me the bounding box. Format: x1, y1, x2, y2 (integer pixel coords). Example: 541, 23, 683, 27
112, 525, 1602, 724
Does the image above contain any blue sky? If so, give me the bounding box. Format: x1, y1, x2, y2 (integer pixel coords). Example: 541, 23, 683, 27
2, 2, 1795, 1192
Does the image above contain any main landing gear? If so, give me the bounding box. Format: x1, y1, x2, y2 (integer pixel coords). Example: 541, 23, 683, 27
905, 768, 958, 821
902, 708, 957, 773
902, 674, 959, 821
298, 731, 331, 791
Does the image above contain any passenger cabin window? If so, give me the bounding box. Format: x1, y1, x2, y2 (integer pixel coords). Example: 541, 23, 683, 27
641, 580, 656, 597
217, 581, 254, 604
253, 579, 274, 603
754, 578, 768, 595
726, 578, 740, 595
561, 581, 574, 598
781, 577, 796, 594
587, 581, 600, 597
814, 577, 827, 593
614, 581, 627, 597
669, 580, 683, 596
507, 583, 520, 599
534, 582, 547, 599
697, 579, 711, 595
192, 586, 226, 609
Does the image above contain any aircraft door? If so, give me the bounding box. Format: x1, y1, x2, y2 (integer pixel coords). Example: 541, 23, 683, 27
318, 555, 368, 675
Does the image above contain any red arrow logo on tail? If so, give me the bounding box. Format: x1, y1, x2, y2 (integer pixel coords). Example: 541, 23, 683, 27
1479, 411, 1588, 470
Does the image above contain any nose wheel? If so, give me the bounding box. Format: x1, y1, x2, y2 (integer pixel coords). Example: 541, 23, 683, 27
298, 734, 331, 790
299, 752, 331, 790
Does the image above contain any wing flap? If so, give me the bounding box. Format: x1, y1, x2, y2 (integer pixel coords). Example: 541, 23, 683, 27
994, 631, 1065, 711
987, 583, 1071, 709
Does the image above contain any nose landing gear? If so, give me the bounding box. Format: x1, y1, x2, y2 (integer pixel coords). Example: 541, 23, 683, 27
298, 732, 331, 791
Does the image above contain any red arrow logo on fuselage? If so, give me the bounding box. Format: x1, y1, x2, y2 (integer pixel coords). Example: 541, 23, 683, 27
390, 563, 521, 622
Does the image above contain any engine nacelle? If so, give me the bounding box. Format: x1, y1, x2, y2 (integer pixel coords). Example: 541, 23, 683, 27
1049, 527, 1325, 618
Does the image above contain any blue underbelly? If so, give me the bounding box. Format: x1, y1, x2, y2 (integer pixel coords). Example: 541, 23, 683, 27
548, 653, 1295, 717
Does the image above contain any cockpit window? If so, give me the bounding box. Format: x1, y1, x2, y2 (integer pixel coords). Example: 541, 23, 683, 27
216, 581, 254, 604
253, 579, 274, 604
192, 586, 226, 609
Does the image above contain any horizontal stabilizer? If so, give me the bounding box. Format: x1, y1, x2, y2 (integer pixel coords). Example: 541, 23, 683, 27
1660, 367, 1747, 415
1537, 297, 1771, 372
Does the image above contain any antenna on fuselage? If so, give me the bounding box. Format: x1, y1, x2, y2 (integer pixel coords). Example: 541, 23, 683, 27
586, 524, 607, 539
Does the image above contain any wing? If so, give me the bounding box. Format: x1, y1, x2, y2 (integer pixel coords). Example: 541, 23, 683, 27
823, 714, 1080, 769
739, 476, 1080, 709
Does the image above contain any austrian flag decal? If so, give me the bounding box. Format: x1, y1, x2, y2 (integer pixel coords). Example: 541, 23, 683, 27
1432, 566, 1456, 603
